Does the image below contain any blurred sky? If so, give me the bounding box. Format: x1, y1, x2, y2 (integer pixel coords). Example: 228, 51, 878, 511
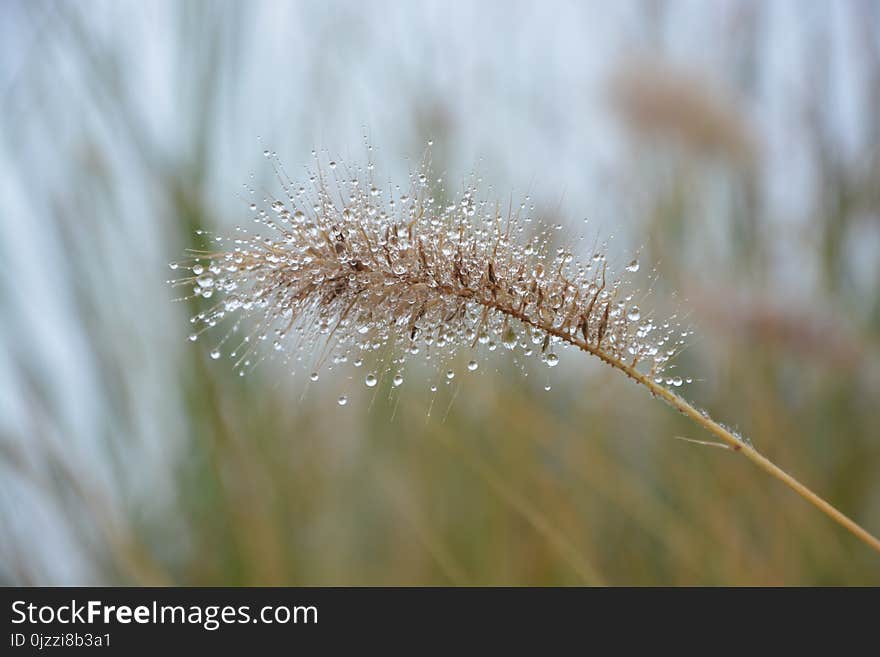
1, 0, 878, 583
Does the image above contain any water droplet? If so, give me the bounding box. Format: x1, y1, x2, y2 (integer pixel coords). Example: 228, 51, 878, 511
192, 264, 204, 275
467, 360, 479, 371
337, 395, 348, 406
210, 350, 221, 360
392, 373, 404, 387
627, 306, 641, 322
546, 353, 559, 367
196, 275, 215, 289
365, 373, 378, 387
168, 262, 179, 270
271, 200, 284, 213
626, 259, 640, 273
672, 376, 683, 387
263, 149, 271, 158
310, 372, 319, 382
445, 370, 455, 380
188, 333, 198, 342
502, 328, 517, 350
544, 384, 552, 391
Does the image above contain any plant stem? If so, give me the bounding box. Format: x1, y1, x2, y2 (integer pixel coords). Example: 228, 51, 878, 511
465, 291, 880, 555
636, 370, 880, 555
577, 328, 880, 555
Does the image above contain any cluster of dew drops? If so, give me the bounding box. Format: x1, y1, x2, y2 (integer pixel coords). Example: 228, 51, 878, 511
168, 141, 694, 408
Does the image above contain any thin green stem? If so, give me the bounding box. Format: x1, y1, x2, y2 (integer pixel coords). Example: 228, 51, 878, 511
571, 321, 880, 555
460, 289, 880, 556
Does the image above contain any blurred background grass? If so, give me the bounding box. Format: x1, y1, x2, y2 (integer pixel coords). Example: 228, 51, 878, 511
1, 0, 879, 585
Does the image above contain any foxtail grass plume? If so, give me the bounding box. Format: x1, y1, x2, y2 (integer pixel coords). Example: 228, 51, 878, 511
169, 146, 687, 389
168, 143, 880, 557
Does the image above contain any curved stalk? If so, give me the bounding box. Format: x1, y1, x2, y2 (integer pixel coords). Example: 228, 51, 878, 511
484, 293, 880, 555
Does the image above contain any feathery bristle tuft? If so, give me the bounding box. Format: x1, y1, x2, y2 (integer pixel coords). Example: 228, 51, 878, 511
165, 145, 880, 555
169, 146, 689, 388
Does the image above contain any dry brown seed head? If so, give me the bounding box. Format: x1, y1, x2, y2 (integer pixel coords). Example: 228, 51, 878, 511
170, 147, 688, 390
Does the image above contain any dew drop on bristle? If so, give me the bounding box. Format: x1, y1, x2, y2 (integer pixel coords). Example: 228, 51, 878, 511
365, 373, 378, 387
467, 360, 479, 371
392, 374, 404, 387
337, 395, 348, 406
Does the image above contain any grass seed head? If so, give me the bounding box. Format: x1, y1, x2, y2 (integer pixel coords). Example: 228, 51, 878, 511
170, 147, 687, 388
